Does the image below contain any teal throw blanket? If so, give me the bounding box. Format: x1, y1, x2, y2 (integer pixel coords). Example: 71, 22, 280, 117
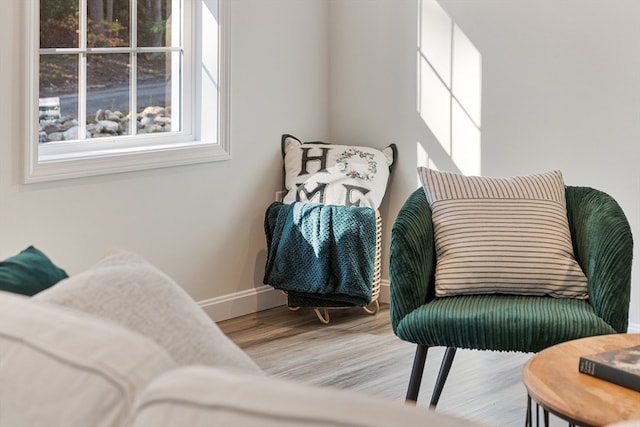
264, 202, 377, 307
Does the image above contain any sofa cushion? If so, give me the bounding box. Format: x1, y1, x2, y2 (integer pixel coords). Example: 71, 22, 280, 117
0, 245, 68, 295
0, 291, 175, 427
417, 167, 588, 298
35, 250, 261, 373
130, 366, 479, 427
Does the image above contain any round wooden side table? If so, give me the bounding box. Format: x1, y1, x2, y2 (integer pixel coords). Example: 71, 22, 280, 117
522, 333, 640, 427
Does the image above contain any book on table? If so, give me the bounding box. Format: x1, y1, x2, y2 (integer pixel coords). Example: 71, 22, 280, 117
578, 344, 640, 392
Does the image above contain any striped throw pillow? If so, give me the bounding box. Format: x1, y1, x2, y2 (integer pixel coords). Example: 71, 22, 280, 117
418, 168, 588, 299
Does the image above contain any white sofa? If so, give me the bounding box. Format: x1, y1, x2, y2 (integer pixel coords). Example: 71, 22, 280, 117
0, 251, 481, 427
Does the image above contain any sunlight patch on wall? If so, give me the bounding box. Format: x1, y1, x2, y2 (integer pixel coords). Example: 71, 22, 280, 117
419, 0, 452, 87
452, 26, 481, 127
417, 0, 482, 176
419, 55, 451, 154
416, 141, 439, 187
452, 101, 481, 177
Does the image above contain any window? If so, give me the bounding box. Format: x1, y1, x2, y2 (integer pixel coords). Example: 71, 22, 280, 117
25, 0, 229, 183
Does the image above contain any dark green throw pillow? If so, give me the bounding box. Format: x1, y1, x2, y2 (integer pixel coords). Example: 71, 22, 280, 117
0, 246, 68, 296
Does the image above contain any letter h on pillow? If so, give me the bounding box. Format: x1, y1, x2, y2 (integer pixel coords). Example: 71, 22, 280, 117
281, 134, 396, 209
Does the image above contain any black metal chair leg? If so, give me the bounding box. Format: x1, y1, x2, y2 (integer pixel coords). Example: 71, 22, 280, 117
406, 344, 429, 402
543, 409, 549, 427
429, 347, 457, 408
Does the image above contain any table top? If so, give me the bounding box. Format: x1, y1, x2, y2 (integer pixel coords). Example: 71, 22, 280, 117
522, 333, 640, 427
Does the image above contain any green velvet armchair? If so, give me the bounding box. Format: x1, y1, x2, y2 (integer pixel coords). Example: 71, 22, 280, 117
389, 186, 633, 407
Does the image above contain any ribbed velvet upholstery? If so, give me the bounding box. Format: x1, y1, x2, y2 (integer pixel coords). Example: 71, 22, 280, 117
565, 186, 633, 333
390, 186, 633, 353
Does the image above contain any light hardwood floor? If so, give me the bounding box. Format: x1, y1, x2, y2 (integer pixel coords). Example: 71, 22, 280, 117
218, 303, 568, 427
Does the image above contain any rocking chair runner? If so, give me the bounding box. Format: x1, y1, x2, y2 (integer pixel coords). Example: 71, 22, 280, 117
389, 186, 633, 407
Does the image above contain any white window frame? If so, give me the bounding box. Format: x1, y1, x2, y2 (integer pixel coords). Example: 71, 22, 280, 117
24, 0, 230, 184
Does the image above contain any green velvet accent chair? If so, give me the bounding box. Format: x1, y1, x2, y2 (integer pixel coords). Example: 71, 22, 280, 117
389, 186, 633, 407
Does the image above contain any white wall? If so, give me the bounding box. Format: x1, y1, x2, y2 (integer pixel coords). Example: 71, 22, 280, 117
0, 1, 329, 308
328, 0, 640, 330
442, 0, 640, 330
2, 0, 638, 329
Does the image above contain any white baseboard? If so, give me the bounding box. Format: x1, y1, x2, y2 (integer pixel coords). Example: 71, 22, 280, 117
379, 280, 390, 304
199, 280, 391, 322
198, 285, 285, 322
628, 323, 640, 333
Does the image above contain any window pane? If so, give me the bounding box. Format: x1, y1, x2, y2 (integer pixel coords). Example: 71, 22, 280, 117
137, 0, 173, 47
39, 55, 79, 143
88, 0, 130, 48
40, 0, 79, 49
87, 53, 130, 137
137, 52, 179, 133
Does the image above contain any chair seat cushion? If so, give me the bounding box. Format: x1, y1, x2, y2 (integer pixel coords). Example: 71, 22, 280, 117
394, 295, 616, 353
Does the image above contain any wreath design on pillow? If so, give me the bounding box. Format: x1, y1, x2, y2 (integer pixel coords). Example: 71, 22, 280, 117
281, 134, 396, 209
336, 147, 378, 181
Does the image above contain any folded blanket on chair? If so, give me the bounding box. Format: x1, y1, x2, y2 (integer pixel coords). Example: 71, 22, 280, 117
263, 202, 376, 307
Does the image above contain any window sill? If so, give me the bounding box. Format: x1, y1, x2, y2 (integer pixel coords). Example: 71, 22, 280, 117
24, 140, 231, 183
